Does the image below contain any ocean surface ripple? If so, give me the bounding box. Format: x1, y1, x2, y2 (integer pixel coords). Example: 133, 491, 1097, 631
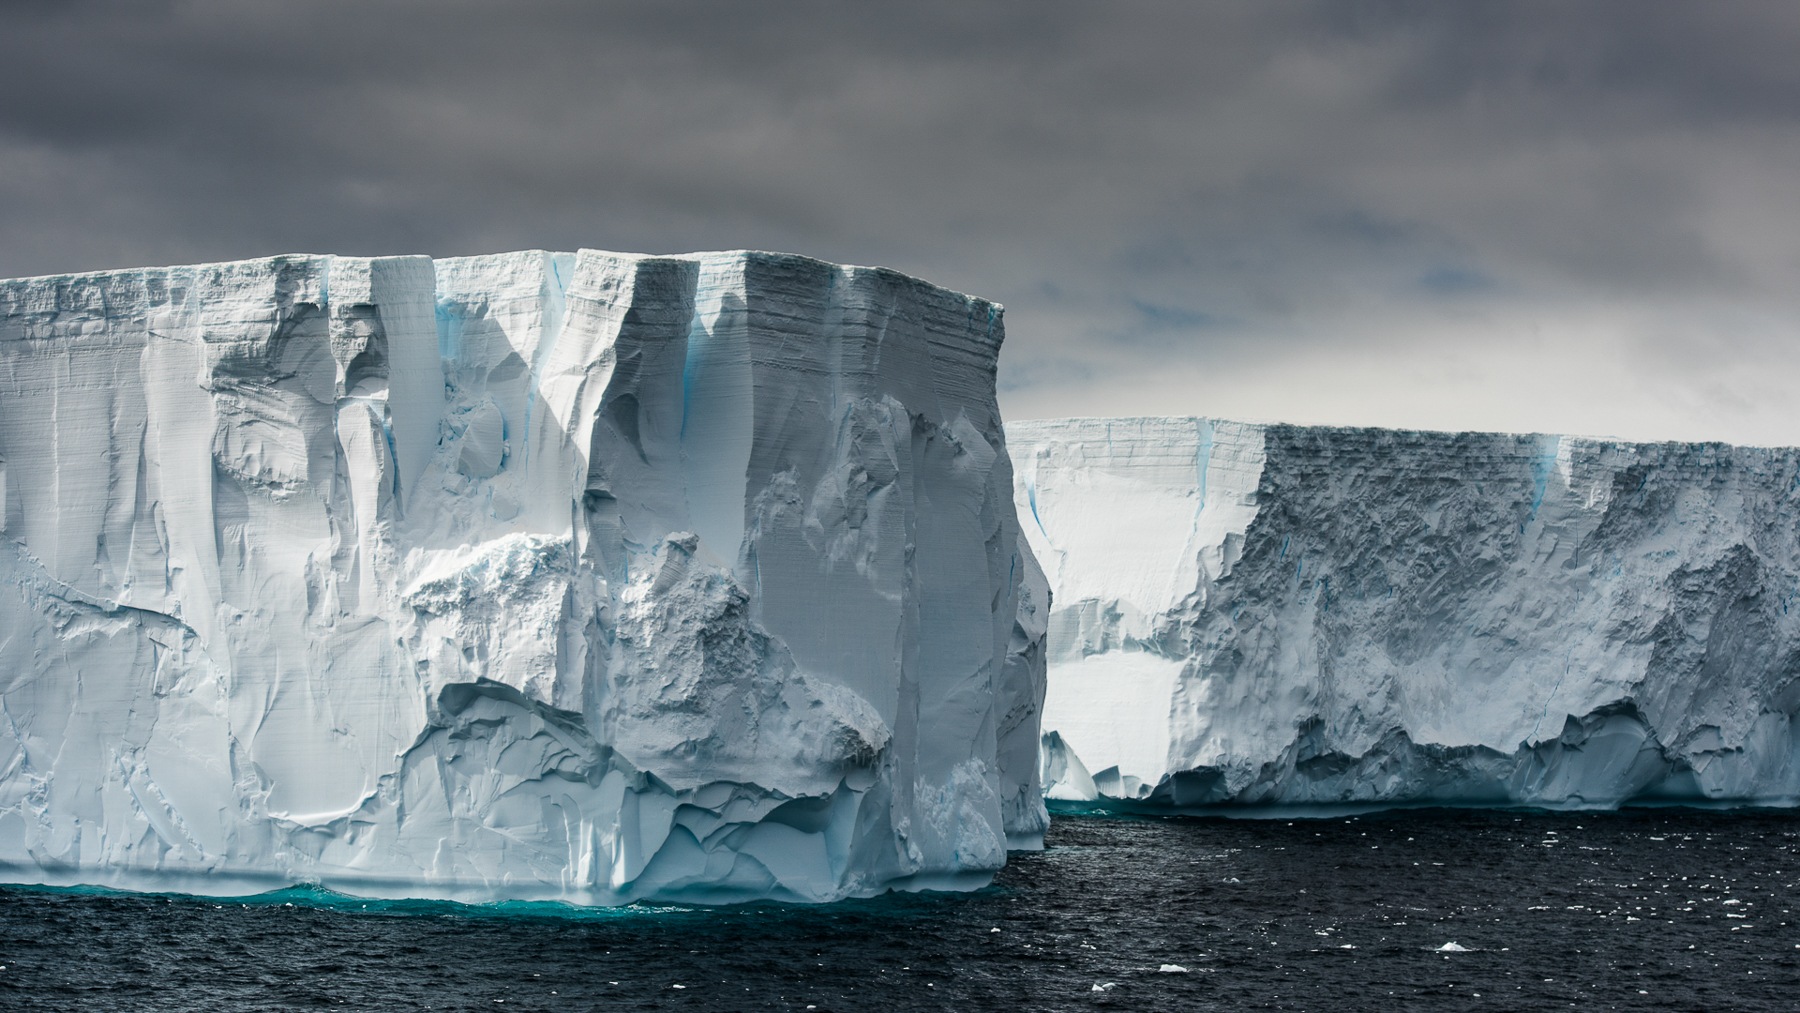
1, 808, 1796, 1010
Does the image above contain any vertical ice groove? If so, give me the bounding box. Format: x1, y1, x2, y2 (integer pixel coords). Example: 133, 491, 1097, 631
0, 249, 1045, 903
1026, 473, 1049, 542
519, 250, 575, 466
1528, 432, 1559, 526
1181, 418, 1215, 591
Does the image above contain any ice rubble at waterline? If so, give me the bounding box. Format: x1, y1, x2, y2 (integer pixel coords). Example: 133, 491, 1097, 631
0, 249, 1048, 905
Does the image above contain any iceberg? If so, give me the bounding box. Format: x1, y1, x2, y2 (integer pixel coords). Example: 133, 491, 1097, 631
1012, 416, 1800, 810
0, 249, 1048, 904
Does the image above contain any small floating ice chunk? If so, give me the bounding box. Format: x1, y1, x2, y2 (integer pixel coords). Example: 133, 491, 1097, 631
1436, 942, 1472, 953
1159, 964, 1189, 973
1092, 982, 1117, 992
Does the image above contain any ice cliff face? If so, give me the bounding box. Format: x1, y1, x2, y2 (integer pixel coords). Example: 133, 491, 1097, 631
1012, 417, 1800, 810
0, 250, 1048, 904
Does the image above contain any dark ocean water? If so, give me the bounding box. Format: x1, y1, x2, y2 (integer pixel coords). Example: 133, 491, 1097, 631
1, 807, 1796, 1011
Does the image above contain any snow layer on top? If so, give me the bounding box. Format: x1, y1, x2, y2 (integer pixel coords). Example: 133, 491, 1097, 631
1011, 416, 1800, 810
0, 249, 1047, 904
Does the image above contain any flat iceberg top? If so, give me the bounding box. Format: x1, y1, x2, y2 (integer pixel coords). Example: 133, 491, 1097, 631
0, 248, 1046, 905
1014, 414, 1800, 811
3, 248, 1002, 334
1007, 414, 1795, 453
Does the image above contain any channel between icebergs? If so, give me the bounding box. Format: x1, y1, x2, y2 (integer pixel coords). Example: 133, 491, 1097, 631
1013, 416, 1800, 810
0, 249, 1048, 904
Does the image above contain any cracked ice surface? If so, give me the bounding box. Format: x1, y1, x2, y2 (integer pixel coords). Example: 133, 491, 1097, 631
0, 249, 1048, 904
1012, 417, 1800, 810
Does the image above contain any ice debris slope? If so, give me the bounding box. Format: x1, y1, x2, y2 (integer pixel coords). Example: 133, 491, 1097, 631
1012, 416, 1800, 809
0, 250, 1048, 904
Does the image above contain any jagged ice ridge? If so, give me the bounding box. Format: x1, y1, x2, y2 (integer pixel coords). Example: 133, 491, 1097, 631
0, 250, 1049, 904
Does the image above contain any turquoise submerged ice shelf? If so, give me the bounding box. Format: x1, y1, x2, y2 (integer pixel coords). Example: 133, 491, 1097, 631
1011, 417, 1800, 810
0, 250, 1049, 904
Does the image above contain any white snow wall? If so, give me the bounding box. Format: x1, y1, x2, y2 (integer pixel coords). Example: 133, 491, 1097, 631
0, 250, 1049, 904
1012, 417, 1800, 810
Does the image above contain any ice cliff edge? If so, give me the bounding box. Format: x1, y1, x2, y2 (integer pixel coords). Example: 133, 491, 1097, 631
1013, 416, 1800, 810
0, 249, 1048, 904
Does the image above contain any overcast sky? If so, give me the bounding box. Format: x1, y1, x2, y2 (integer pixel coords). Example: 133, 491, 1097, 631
6, 1, 1799, 444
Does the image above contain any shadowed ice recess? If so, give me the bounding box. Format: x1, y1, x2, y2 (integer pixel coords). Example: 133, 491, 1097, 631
0, 250, 1048, 905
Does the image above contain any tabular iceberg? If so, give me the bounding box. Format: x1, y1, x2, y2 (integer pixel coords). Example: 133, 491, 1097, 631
1012, 416, 1800, 810
0, 249, 1048, 904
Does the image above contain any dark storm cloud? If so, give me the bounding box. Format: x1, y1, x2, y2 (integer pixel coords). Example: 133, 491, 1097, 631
5, 1, 1799, 442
